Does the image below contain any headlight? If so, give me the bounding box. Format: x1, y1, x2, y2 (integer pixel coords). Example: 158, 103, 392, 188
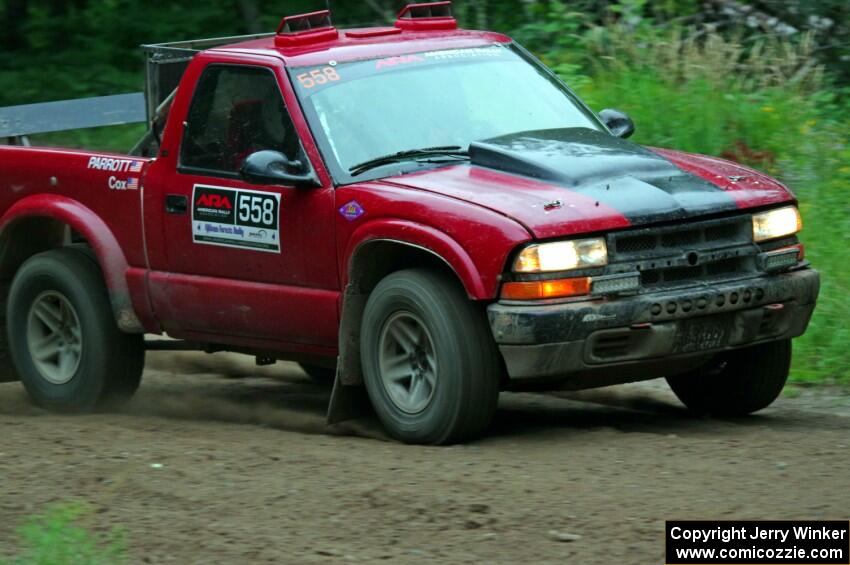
514, 238, 608, 273
752, 206, 801, 242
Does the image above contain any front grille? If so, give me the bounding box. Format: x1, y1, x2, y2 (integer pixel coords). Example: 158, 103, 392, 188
607, 215, 757, 290
705, 222, 741, 241
639, 257, 750, 286
617, 234, 656, 254
610, 216, 751, 260
706, 258, 740, 276
661, 229, 701, 248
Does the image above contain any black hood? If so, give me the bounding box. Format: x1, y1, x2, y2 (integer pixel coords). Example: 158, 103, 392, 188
469, 128, 739, 224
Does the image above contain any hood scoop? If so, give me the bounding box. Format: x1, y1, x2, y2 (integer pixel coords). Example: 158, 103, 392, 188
469, 128, 681, 187
467, 127, 741, 225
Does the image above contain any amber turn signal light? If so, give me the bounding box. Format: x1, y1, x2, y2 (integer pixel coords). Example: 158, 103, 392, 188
501, 277, 591, 300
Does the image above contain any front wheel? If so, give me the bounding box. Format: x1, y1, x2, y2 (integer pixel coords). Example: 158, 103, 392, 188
7, 247, 145, 412
361, 269, 500, 445
666, 340, 792, 416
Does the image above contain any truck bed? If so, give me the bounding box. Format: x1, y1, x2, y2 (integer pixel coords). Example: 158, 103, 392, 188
0, 145, 150, 287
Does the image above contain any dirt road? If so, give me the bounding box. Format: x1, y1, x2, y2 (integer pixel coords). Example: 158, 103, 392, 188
1, 352, 849, 564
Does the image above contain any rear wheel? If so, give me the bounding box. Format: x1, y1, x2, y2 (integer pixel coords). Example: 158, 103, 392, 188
7, 247, 145, 412
361, 269, 500, 445
666, 340, 791, 416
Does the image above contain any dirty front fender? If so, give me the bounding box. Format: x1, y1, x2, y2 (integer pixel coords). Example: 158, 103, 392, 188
343, 219, 489, 299
336, 183, 533, 300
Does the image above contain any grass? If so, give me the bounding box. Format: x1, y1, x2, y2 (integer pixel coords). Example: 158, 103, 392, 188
0, 503, 126, 565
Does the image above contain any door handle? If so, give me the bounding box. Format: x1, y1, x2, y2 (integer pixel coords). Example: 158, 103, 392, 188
165, 194, 188, 215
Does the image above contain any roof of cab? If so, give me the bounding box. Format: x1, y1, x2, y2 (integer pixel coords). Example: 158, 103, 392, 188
210, 28, 511, 68
205, 3, 510, 68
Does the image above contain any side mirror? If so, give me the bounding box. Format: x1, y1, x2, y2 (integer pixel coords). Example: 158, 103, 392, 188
599, 109, 636, 139
240, 150, 320, 188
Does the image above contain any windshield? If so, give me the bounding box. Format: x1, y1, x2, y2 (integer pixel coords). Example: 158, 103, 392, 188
290, 44, 603, 183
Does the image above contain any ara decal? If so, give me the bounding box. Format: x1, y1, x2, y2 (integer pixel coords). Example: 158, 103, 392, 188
191, 185, 281, 254
339, 200, 365, 222
375, 54, 425, 69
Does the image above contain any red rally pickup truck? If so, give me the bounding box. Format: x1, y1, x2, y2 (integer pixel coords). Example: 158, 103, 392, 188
0, 3, 819, 444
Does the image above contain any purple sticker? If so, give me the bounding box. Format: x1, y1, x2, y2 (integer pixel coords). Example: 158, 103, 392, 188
339, 200, 365, 222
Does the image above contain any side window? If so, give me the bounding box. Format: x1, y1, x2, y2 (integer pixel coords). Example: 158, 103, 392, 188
180, 65, 305, 175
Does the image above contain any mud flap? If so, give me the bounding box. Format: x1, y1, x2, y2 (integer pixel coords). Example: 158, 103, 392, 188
326, 376, 372, 425
327, 286, 373, 424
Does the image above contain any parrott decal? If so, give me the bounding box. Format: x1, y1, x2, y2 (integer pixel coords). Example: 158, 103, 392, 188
87, 156, 144, 173
192, 185, 281, 253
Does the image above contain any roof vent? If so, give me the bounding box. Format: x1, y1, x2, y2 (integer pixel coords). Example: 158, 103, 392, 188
395, 2, 457, 31
275, 10, 339, 48
346, 27, 403, 39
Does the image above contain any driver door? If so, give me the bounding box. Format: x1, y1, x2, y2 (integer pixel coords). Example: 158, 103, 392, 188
146, 62, 339, 347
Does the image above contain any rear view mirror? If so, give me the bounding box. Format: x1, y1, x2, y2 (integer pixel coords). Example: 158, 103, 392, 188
599, 109, 636, 139
240, 150, 320, 188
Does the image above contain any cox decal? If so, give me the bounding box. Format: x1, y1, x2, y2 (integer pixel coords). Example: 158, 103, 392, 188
108, 176, 139, 191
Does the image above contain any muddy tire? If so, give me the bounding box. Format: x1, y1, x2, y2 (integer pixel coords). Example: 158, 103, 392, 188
361, 269, 500, 445
300, 363, 336, 386
7, 247, 145, 412
666, 340, 791, 416
0, 280, 17, 383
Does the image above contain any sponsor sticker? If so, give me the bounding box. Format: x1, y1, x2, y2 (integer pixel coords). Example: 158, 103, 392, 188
375, 54, 425, 70
192, 185, 281, 253
108, 176, 139, 191
373, 48, 501, 71
296, 66, 341, 89
88, 156, 145, 173
339, 200, 365, 222
422, 47, 503, 61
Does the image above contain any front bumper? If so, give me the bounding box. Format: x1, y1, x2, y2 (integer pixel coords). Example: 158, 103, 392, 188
488, 268, 819, 383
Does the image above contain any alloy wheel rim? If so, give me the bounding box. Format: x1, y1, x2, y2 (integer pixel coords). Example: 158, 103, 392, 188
378, 311, 438, 414
26, 291, 83, 385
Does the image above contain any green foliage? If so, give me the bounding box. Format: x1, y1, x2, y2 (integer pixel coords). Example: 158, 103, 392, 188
747, 0, 850, 85
512, 2, 592, 91
1, 503, 127, 565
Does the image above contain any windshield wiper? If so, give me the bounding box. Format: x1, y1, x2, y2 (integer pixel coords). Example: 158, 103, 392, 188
349, 146, 470, 176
